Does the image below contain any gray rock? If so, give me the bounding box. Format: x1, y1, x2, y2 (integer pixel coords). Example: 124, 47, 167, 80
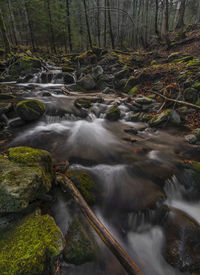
92, 65, 103, 80
77, 74, 96, 90
170, 110, 181, 125
185, 134, 197, 144
114, 67, 129, 80
63, 72, 74, 84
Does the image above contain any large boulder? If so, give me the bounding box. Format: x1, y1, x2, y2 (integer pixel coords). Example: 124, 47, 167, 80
0, 147, 54, 213
9, 56, 41, 77
164, 207, 200, 272
77, 74, 96, 90
64, 215, 97, 265
63, 72, 74, 84
0, 212, 65, 275
16, 99, 45, 121
106, 105, 121, 121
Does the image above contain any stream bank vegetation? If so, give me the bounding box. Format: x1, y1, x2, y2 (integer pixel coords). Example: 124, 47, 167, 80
0, 0, 200, 274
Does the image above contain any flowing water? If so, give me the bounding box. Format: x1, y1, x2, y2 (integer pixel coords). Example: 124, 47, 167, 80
3, 69, 200, 275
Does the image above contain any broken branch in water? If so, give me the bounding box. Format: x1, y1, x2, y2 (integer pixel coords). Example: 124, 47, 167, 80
57, 173, 144, 275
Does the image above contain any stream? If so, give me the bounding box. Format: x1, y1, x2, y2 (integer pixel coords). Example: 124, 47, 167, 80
2, 67, 200, 275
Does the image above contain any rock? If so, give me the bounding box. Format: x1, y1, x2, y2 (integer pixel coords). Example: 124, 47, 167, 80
91, 65, 103, 80
185, 134, 197, 144
77, 74, 96, 90
168, 52, 183, 62
62, 66, 74, 73
0, 212, 65, 274
193, 83, 200, 92
8, 117, 26, 128
102, 87, 113, 94
124, 76, 136, 92
9, 56, 41, 77
129, 86, 138, 96
193, 128, 200, 140
135, 96, 154, 105
153, 81, 163, 91
0, 147, 54, 213
66, 170, 96, 205
164, 207, 200, 272
183, 88, 198, 103
63, 72, 74, 84
149, 109, 171, 126
64, 215, 96, 265
42, 91, 52, 97
114, 67, 129, 80
0, 103, 12, 115
170, 110, 181, 125
74, 98, 92, 109
0, 94, 15, 100
16, 99, 45, 121
106, 105, 121, 121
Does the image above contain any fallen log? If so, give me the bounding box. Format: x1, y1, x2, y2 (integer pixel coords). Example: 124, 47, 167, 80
57, 173, 143, 275
150, 90, 200, 111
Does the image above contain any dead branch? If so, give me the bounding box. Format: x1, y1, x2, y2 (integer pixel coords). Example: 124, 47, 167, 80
57, 173, 143, 275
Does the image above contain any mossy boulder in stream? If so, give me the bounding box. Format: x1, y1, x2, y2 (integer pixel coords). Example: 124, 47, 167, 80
16, 99, 45, 121
67, 170, 96, 205
0, 147, 54, 213
149, 109, 171, 126
9, 56, 41, 76
64, 215, 97, 265
106, 105, 121, 121
0, 212, 65, 275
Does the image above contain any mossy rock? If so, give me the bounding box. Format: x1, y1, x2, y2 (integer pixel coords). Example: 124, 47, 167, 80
0, 212, 65, 275
129, 86, 138, 96
16, 99, 45, 121
183, 88, 198, 103
9, 56, 41, 76
66, 170, 96, 205
193, 83, 200, 91
149, 109, 171, 126
0, 147, 54, 213
0, 93, 15, 100
64, 215, 96, 265
192, 128, 200, 140
74, 98, 92, 109
62, 66, 74, 73
114, 67, 129, 80
168, 52, 183, 62
106, 105, 121, 121
124, 76, 136, 92
187, 59, 200, 68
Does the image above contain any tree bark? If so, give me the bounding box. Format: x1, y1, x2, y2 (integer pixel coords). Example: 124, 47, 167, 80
155, 0, 159, 37
58, 173, 144, 275
107, 0, 115, 49
96, 0, 101, 47
83, 0, 92, 48
161, 0, 170, 46
47, 0, 56, 53
104, 0, 107, 48
8, 0, 18, 46
0, 9, 11, 55
66, 0, 72, 52
176, 0, 186, 30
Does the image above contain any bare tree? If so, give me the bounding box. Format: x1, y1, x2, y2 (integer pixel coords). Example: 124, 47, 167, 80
83, 0, 92, 48
66, 0, 72, 52
176, 0, 186, 30
0, 8, 11, 55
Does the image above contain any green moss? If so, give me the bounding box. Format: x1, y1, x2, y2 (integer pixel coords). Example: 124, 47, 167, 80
129, 86, 138, 96
193, 83, 200, 91
64, 215, 96, 265
106, 105, 121, 121
16, 99, 45, 121
195, 100, 200, 106
67, 170, 96, 205
0, 213, 65, 275
187, 59, 200, 67
9, 56, 41, 76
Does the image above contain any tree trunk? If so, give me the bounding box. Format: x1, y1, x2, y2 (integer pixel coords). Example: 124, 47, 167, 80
58, 173, 144, 275
22, 0, 36, 51
83, 0, 92, 48
155, 0, 159, 37
176, 0, 186, 30
47, 0, 56, 53
107, 0, 115, 49
0, 9, 11, 55
96, 0, 101, 47
66, 0, 72, 52
8, 0, 18, 46
104, 0, 107, 48
161, 0, 170, 45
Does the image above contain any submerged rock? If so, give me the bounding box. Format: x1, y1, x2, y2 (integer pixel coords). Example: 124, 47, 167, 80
0, 212, 65, 275
0, 147, 54, 213
106, 105, 121, 121
16, 99, 45, 121
64, 215, 97, 265
164, 207, 200, 272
